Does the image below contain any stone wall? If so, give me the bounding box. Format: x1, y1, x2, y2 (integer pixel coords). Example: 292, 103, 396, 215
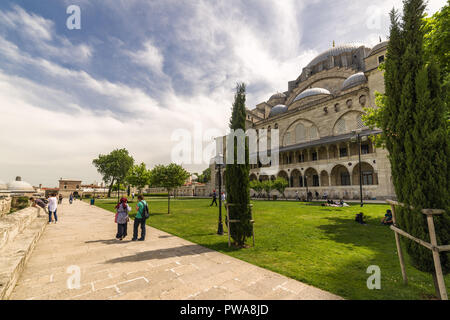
0, 197, 12, 217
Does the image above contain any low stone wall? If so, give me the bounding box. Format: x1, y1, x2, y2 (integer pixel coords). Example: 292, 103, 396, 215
0, 197, 12, 217
0, 206, 47, 300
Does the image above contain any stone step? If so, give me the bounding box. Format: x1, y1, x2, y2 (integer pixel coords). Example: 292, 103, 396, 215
0, 216, 47, 300
0, 207, 42, 252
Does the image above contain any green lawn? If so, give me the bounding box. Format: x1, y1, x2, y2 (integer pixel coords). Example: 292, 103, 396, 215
91, 197, 449, 300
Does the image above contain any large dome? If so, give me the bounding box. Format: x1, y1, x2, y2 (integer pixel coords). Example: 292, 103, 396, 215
269, 92, 286, 101
269, 105, 288, 117
367, 41, 388, 57
342, 72, 367, 91
0, 180, 7, 191
306, 43, 366, 68
293, 88, 331, 102
7, 177, 34, 192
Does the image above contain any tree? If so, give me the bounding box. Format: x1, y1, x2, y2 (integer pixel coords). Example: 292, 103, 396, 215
378, 0, 450, 297
249, 180, 263, 198
127, 162, 151, 194
92, 149, 134, 198
273, 177, 289, 200
262, 180, 274, 200
225, 83, 252, 247
150, 163, 189, 214
363, 2, 450, 144
197, 167, 211, 183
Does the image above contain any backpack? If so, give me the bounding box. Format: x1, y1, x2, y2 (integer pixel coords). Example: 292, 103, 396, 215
142, 201, 150, 219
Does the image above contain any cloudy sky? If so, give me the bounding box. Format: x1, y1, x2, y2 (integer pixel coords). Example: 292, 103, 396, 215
0, 0, 445, 187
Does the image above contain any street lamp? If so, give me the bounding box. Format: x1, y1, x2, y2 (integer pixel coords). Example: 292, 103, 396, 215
352, 130, 364, 207
215, 154, 225, 235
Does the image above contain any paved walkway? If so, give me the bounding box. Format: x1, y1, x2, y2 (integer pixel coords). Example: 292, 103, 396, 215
10, 201, 342, 300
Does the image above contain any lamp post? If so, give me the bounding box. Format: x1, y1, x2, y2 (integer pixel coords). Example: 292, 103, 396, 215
215, 154, 224, 235
352, 130, 364, 207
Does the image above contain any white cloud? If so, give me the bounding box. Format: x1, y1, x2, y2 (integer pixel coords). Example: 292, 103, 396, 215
126, 40, 165, 74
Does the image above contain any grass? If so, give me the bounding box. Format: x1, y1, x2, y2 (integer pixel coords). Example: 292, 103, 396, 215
91, 197, 449, 300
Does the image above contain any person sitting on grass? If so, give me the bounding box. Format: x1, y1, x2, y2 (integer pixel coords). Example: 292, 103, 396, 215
381, 209, 393, 226
355, 212, 367, 225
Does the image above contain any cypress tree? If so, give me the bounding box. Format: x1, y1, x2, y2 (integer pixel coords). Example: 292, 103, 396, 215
225, 83, 252, 247
383, 0, 450, 286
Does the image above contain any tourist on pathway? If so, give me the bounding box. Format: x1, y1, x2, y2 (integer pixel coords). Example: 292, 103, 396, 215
132, 195, 148, 241
210, 190, 218, 207
115, 197, 131, 240
69, 193, 74, 205
48, 193, 58, 224
29, 197, 48, 217
58, 194, 63, 205
295, 191, 300, 201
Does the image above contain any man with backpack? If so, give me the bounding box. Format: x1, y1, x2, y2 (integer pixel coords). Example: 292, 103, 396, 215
132, 195, 149, 241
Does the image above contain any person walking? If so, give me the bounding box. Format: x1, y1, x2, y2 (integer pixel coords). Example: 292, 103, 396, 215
69, 193, 74, 205
115, 197, 131, 240
210, 190, 218, 207
58, 194, 63, 205
47, 193, 58, 224
132, 195, 148, 241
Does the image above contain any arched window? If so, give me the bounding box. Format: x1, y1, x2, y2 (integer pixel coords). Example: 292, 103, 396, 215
356, 114, 364, 129
284, 133, 291, 146
295, 123, 306, 142
310, 126, 318, 140
336, 119, 346, 134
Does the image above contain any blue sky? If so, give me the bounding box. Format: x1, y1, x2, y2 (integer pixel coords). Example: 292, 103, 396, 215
0, 0, 446, 187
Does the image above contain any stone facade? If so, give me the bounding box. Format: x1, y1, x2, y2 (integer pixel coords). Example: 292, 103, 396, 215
0, 197, 12, 217
213, 42, 396, 200
58, 179, 82, 197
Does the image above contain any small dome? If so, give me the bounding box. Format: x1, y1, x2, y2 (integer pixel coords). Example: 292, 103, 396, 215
293, 88, 331, 102
7, 179, 34, 192
342, 72, 367, 91
306, 43, 366, 68
269, 105, 288, 117
367, 41, 388, 57
269, 92, 286, 100
0, 180, 7, 191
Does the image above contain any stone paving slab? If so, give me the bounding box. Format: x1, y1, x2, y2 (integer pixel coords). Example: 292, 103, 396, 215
9, 200, 342, 300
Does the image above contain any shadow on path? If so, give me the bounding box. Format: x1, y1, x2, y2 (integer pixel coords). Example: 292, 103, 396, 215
104, 244, 212, 264
85, 239, 132, 245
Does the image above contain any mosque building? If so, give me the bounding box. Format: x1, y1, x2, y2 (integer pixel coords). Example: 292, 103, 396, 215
212, 41, 396, 200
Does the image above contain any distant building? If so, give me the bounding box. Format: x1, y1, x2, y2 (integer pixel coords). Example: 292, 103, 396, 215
58, 178, 82, 197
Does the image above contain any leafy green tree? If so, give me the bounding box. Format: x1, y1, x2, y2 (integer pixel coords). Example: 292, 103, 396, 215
198, 167, 211, 183
364, 2, 450, 143
150, 163, 190, 214
377, 0, 450, 296
225, 83, 252, 247
249, 180, 263, 198
273, 177, 289, 200
127, 162, 151, 194
92, 149, 134, 198
262, 180, 274, 200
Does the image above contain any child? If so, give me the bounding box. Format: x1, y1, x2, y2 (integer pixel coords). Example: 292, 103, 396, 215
115, 197, 131, 240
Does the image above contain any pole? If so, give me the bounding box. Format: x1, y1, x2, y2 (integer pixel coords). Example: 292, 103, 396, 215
358, 133, 363, 207
305, 175, 309, 201
217, 165, 224, 235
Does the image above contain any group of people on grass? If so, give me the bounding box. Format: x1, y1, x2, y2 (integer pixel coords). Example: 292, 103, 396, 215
354, 209, 393, 226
